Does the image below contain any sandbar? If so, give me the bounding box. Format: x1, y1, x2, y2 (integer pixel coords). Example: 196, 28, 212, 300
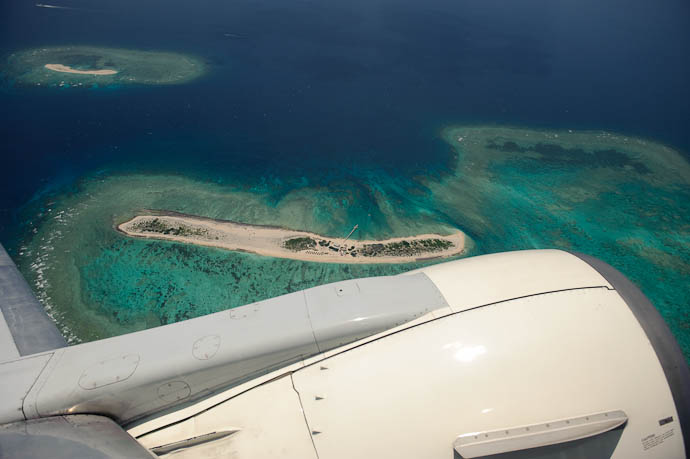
118, 213, 466, 264
45, 64, 118, 75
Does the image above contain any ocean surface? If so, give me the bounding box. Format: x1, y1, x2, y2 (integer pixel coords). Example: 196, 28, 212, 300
1, 1, 689, 356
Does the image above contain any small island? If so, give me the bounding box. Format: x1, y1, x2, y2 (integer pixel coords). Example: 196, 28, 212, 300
3, 46, 206, 88
118, 213, 466, 264
44, 63, 118, 75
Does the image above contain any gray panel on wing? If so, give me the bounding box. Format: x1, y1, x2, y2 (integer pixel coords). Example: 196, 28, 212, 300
305, 272, 449, 351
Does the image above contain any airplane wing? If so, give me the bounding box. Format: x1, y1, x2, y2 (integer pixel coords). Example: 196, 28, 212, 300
0, 245, 688, 458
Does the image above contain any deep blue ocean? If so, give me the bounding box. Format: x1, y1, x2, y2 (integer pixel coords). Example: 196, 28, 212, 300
2, 0, 689, 238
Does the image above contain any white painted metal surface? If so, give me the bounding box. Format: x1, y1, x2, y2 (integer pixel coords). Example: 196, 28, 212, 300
291, 288, 682, 458
137, 375, 317, 458
2, 249, 686, 458
134, 285, 684, 458
411, 249, 613, 312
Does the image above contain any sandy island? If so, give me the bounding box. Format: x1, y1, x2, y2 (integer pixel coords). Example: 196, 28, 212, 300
118, 213, 466, 264
45, 64, 118, 75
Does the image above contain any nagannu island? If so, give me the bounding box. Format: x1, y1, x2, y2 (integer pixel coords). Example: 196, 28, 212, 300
2, 46, 206, 87
118, 213, 466, 263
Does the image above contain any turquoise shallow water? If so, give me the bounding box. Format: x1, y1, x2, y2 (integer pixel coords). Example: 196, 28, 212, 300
82, 239, 416, 338
12, 172, 457, 341
11, 125, 690, 361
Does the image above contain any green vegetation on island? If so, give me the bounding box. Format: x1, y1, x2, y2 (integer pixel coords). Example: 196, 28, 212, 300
131, 217, 210, 238
282, 235, 454, 258
2, 46, 206, 88
283, 237, 317, 251
360, 238, 452, 257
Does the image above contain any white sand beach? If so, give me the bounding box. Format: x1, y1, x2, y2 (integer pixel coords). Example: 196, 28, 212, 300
118, 214, 466, 264
45, 64, 118, 75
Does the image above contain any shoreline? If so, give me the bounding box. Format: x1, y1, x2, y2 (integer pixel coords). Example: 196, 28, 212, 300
117, 214, 466, 264
45, 64, 118, 75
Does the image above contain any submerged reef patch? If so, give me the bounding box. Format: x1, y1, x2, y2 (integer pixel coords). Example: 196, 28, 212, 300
484, 140, 652, 174
2, 46, 206, 88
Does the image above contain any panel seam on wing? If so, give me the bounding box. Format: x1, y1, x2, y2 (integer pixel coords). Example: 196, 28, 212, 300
291, 373, 321, 459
